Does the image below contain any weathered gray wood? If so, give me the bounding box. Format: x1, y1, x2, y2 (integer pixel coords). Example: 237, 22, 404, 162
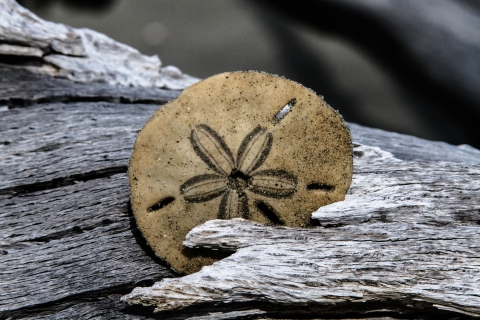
125, 220, 480, 317
0, 65, 181, 107
349, 123, 480, 164
0, 174, 174, 318
0, 0, 198, 90
0, 101, 156, 192
21, 296, 147, 320
185, 310, 267, 320
183, 219, 479, 254
312, 144, 480, 226
123, 145, 480, 317
1, 57, 479, 317
22, 300, 267, 320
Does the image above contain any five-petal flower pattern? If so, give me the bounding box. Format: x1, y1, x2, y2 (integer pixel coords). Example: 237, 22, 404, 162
180, 124, 297, 223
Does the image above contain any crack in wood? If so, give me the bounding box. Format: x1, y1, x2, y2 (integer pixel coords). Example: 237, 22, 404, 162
0, 284, 153, 319
0, 65, 181, 109
0, 174, 176, 318
0, 94, 179, 109
0, 166, 127, 196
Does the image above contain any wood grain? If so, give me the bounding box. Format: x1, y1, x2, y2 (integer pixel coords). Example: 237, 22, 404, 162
0, 65, 181, 107
1, 101, 156, 191
0, 174, 173, 318
312, 144, 480, 227
126, 217, 480, 317
348, 123, 480, 164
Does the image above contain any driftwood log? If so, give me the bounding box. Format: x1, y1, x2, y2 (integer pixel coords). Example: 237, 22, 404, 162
1, 1, 480, 319
0, 0, 198, 90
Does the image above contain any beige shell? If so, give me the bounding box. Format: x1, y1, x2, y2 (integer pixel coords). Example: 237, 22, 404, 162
129, 71, 353, 274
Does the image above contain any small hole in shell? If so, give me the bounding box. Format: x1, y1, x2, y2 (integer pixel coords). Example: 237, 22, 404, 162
274, 98, 296, 122
148, 197, 175, 212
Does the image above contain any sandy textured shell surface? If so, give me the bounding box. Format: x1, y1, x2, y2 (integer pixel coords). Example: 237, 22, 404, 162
129, 71, 353, 274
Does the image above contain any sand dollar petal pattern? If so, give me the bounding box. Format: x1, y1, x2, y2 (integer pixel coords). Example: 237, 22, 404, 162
218, 190, 249, 220
180, 174, 228, 203
236, 126, 273, 175
190, 124, 235, 175
182, 125, 298, 222
249, 169, 297, 198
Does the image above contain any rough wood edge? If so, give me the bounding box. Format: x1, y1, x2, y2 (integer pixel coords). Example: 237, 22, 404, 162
0, 0, 199, 90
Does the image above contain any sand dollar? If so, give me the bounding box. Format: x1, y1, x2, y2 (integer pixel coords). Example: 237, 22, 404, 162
129, 71, 353, 274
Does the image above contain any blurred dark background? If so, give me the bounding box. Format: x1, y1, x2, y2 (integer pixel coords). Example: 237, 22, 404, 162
18, 0, 480, 149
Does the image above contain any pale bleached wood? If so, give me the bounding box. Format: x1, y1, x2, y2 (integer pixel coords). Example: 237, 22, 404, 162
182, 220, 480, 253
9, 2, 480, 317
4, 106, 478, 319
185, 310, 267, 320
312, 144, 480, 227
123, 145, 480, 317
0, 0, 198, 90
0, 12, 479, 315
124, 219, 480, 317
